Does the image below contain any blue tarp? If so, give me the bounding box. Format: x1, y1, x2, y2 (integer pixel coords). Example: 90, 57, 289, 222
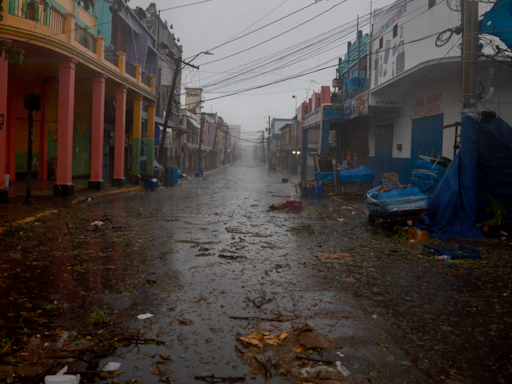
479, 0, 512, 51
424, 115, 512, 240
411, 160, 447, 197
315, 166, 375, 183
365, 186, 429, 216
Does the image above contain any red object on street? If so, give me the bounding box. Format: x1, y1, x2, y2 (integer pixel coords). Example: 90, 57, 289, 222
286, 201, 302, 212
483, 223, 489, 234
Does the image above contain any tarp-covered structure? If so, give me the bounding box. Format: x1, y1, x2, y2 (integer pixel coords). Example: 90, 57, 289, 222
479, 0, 512, 51
424, 115, 512, 239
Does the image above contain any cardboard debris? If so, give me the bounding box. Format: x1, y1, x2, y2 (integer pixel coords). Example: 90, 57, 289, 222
270, 202, 287, 210
236, 321, 343, 383
315, 252, 354, 261
263, 332, 288, 345
240, 332, 264, 347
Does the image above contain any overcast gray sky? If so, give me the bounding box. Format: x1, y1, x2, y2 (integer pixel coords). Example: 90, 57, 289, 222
131, 0, 395, 143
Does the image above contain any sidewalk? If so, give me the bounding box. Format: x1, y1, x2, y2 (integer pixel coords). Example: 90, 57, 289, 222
0, 178, 144, 226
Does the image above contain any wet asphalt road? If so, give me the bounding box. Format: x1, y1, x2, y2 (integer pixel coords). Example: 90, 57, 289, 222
67, 158, 425, 383
1, 158, 433, 383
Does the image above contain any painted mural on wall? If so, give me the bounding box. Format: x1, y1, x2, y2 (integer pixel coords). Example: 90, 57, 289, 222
371, 0, 460, 89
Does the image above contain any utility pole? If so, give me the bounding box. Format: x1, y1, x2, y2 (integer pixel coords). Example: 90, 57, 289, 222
267, 116, 271, 167
195, 112, 205, 177
462, 0, 479, 113
158, 55, 199, 166
257, 130, 265, 163
223, 127, 229, 166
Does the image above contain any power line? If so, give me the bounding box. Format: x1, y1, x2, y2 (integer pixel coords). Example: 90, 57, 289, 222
185, 0, 323, 60
198, 0, 349, 67
159, 0, 214, 13
223, 0, 289, 43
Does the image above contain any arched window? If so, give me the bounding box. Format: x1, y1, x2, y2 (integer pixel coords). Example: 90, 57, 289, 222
25, 2, 36, 20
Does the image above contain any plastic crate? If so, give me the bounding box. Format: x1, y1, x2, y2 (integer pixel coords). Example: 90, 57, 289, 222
301, 182, 323, 199
286, 200, 302, 212
423, 245, 481, 260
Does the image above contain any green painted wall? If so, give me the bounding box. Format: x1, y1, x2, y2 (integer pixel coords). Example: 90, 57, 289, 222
72, 123, 91, 175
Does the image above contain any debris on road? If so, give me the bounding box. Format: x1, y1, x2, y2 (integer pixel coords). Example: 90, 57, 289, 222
44, 366, 80, 384
137, 313, 154, 319
270, 202, 287, 210
236, 321, 344, 383
315, 252, 354, 262
102, 362, 122, 371
218, 254, 247, 260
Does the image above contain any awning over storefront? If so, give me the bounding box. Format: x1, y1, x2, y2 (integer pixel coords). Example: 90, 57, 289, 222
187, 118, 201, 130
186, 143, 214, 153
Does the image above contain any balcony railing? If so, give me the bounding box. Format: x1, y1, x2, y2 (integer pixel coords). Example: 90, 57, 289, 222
75, 24, 96, 54
104, 46, 118, 67
8, 0, 65, 33
125, 60, 136, 78
141, 72, 151, 87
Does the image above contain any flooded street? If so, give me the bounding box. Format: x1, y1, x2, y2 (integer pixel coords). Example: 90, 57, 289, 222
1, 159, 511, 383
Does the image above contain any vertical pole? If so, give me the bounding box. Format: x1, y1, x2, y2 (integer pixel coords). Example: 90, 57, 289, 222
131, 94, 143, 184
267, 116, 271, 167
89, 74, 107, 190
159, 54, 181, 164
196, 112, 204, 176
357, 15, 361, 81
113, 84, 127, 186
0, 45, 8, 203
25, 111, 34, 204
146, 102, 156, 175
54, 58, 78, 197
223, 127, 229, 166
462, 0, 479, 113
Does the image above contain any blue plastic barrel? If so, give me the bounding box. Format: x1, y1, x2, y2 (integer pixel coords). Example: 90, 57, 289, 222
144, 178, 159, 191
172, 166, 178, 185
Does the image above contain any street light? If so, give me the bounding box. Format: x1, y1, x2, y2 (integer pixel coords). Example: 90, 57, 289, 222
292, 95, 297, 110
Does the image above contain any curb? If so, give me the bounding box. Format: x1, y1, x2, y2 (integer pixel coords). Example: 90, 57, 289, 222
1, 186, 145, 234
0, 209, 59, 234
71, 186, 144, 205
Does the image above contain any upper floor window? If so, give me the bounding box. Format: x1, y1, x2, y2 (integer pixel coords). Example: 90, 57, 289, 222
379, 37, 383, 49
25, 2, 36, 21
393, 24, 398, 38
428, 0, 436, 9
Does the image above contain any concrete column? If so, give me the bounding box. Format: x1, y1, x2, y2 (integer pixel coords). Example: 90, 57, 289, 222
0, 44, 9, 203
89, 74, 107, 190
112, 84, 126, 186
301, 129, 308, 182
54, 57, 78, 197
146, 101, 155, 176
130, 93, 142, 185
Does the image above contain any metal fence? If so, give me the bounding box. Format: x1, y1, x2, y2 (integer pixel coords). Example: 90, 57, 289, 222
125, 60, 136, 78
141, 72, 151, 87
104, 46, 118, 67
8, 0, 65, 33
75, 24, 96, 53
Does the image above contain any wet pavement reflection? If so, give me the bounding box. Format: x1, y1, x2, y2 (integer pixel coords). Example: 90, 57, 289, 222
3, 158, 509, 383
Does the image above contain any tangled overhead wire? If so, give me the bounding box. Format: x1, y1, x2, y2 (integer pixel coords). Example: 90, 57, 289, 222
435, 26, 463, 47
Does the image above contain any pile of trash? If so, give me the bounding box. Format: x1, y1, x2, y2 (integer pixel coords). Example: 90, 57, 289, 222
235, 321, 350, 383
